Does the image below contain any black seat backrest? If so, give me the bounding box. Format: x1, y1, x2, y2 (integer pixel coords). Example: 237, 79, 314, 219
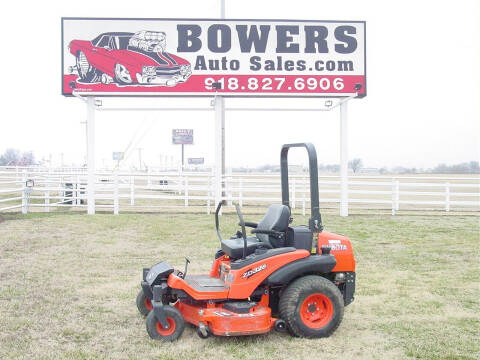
255, 204, 291, 248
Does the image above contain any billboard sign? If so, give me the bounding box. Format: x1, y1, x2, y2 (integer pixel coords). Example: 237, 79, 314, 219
62, 18, 366, 97
172, 129, 193, 144
188, 157, 204, 165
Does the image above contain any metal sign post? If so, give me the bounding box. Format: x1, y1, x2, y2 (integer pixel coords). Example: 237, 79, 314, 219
181, 144, 184, 169
340, 101, 349, 216
214, 96, 225, 206
86, 96, 96, 215
216, 0, 226, 206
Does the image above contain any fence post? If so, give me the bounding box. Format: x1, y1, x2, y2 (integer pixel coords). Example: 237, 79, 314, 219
239, 177, 243, 208
178, 173, 182, 195
391, 179, 396, 216
445, 182, 450, 212
184, 176, 189, 207
395, 179, 400, 211
43, 175, 50, 213
45, 185, 50, 213
292, 177, 296, 209
21, 171, 27, 214
207, 175, 211, 214
74, 175, 79, 206
227, 176, 232, 206
130, 175, 135, 206
114, 171, 119, 215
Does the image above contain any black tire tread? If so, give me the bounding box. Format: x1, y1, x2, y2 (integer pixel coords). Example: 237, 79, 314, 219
76, 51, 101, 83
136, 289, 150, 317
145, 305, 185, 341
278, 275, 344, 338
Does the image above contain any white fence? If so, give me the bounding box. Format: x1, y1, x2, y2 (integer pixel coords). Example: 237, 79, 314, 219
0, 167, 479, 215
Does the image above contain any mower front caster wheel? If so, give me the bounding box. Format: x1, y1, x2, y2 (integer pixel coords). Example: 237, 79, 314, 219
146, 305, 185, 341
136, 289, 152, 316
196, 322, 211, 339
279, 275, 344, 338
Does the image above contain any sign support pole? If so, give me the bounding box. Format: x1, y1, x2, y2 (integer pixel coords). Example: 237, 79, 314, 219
214, 0, 226, 207
181, 144, 184, 170
86, 96, 96, 215
339, 100, 349, 217
214, 96, 225, 207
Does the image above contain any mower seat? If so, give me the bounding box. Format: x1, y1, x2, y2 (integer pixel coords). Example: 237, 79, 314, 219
221, 204, 291, 259
221, 236, 269, 259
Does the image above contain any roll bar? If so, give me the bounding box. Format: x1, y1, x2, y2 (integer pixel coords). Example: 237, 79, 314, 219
280, 143, 323, 232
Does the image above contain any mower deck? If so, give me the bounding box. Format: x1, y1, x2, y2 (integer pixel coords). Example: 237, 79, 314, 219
176, 301, 274, 336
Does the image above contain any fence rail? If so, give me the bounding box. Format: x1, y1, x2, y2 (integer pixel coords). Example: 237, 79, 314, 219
0, 166, 478, 215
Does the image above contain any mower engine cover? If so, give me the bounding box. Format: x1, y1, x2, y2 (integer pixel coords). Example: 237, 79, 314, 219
146, 261, 174, 286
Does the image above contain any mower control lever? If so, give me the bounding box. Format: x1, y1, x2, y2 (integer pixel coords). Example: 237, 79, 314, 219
182, 257, 190, 279
234, 203, 248, 259
215, 202, 223, 243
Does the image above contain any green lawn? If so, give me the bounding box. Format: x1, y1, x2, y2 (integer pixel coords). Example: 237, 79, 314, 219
0, 212, 479, 360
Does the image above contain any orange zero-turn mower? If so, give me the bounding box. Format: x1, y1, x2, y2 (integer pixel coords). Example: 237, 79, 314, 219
136, 143, 356, 341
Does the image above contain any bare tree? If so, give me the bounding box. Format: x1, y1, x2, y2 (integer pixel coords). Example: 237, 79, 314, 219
0, 149, 36, 166
19, 151, 36, 166
349, 158, 363, 173
0, 148, 21, 166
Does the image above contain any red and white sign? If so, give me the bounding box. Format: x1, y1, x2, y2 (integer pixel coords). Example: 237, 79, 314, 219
62, 18, 366, 97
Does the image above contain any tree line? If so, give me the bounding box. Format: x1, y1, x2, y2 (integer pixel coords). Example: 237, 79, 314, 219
0, 148, 36, 166
1, 148, 478, 174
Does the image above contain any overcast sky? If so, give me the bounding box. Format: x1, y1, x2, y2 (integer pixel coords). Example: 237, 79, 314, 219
0, 0, 478, 169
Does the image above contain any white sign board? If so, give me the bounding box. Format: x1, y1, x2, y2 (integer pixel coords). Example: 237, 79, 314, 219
112, 152, 124, 160
172, 129, 193, 145
62, 18, 366, 97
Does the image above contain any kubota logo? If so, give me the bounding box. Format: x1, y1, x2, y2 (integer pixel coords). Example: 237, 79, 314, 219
242, 264, 267, 279
328, 239, 347, 251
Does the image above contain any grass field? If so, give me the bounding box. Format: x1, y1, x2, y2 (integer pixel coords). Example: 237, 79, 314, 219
0, 212, 479, 360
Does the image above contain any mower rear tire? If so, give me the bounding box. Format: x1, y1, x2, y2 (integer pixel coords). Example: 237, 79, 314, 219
136, 289, 152, 316
279, 275, 344, 338
146, 305, 185, 341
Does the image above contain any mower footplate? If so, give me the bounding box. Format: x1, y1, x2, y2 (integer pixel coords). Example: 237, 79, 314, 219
176, 301, 274, 336
184, 275, 227, 292
168, 274, 229, 300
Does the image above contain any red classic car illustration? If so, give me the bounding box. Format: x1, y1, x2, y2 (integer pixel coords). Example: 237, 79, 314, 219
68, 31, 192, 87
